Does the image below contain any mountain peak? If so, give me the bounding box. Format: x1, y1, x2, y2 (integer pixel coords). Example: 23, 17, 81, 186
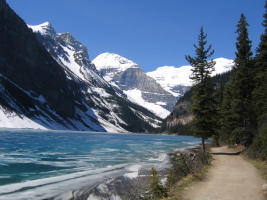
28, 22, 57, 37
41, 21, 52, 27
93, 53, 140, 72
213, 57, 235, 74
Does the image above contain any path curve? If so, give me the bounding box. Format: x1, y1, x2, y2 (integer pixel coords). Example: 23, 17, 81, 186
183, 146, 265, 200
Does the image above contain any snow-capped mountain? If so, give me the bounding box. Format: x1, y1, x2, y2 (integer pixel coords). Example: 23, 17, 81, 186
147, 58, 234, 97
28, 22, 162, 132
92, 53, 139, 82
29, 22, 99, 76
28, 21, 57, 37
93, 53, 177, 118
0, 0, 163, 133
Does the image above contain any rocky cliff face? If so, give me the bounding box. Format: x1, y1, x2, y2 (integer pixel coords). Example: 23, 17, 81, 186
166, 100, 193, 128
0, 0, 74, 118
93, 53, 177, 118
113, 67, 175, 108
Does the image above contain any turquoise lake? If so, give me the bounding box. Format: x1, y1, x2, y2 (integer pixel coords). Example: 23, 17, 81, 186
0, 129, 201, 199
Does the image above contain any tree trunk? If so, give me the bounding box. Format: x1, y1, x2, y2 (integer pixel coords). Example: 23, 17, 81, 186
202, 138, 206, 153
202, 138, 209, 164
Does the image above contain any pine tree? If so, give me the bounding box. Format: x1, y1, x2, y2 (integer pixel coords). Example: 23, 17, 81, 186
185, 27, 217, 153
256, 0, 267, 72
248, 1, 267, 160
253, 0, 267, 123
221, 13, 255, 145
220, 79, 238, 145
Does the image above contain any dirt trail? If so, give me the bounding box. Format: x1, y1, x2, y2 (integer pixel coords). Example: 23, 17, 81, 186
183, 146, 265, 200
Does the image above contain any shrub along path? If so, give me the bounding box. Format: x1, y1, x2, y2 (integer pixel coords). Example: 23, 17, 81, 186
183, 146, 265, 200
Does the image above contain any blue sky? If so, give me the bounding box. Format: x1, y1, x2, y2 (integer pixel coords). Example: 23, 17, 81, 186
6, 0, 266, 72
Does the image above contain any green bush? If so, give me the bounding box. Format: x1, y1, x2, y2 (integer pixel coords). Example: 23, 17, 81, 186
141, 168, 168, 200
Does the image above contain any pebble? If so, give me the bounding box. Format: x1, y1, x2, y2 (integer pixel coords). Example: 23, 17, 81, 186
262, 184, 267, 191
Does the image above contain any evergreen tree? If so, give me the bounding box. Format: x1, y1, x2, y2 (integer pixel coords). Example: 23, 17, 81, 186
220, 80, 237, 145
253, 0, 267, 123
185, 27, 217, 153
255, 0, 267, 72
249, 0, 267, 160
221, 13, 255, 145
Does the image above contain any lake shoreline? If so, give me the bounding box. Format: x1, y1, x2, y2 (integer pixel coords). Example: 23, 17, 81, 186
50, 146, 201, 200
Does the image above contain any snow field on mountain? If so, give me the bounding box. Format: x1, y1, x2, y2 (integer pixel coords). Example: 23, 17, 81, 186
60, 45, 84, 80
93, 53, 139, 73
211, 58, 235, 75
124, 89, 170, 119
0, 106, 46, 130
147, 65, 192, 88
147, 57, 234, 92
28, 22, 54, 35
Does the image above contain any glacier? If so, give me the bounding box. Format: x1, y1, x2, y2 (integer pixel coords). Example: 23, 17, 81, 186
147, 57, 234, 96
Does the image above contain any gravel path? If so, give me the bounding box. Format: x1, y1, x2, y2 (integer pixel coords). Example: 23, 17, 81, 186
183, 146, 265, 200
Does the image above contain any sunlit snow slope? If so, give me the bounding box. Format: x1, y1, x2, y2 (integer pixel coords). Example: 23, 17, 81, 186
147, 58, 234, 96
